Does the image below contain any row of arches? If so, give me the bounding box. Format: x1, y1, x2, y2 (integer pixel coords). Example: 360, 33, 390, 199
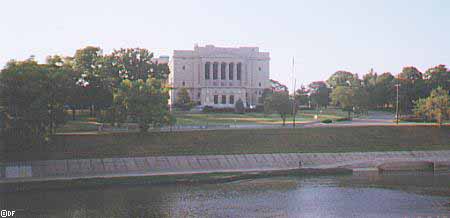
204, 62, 242, 81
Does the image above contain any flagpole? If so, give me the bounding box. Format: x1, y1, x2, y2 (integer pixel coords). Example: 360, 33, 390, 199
292, 57, 296, 128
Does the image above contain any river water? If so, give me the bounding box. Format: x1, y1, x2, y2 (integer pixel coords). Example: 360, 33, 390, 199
1, 172, 449, 218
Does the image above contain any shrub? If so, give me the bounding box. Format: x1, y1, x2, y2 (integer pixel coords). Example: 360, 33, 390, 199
335, 117, 351, 122
201, 106, 234, 113
399, 115, 436, 123
174, 88, 195, 111
202, 106, 214, 113
321, 119, 332, 124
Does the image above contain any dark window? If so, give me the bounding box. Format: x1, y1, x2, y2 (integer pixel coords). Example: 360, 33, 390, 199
221, 95, 226, 104
205, 62, 210, 79
182, 65, 186, 70
221, 63, 226, 80
229, 63, 234, 80
229, 95, 234, 104
259, 82, 261, 87
213, 62, 218, 80
214, 95, 218, 104
197, 92, 201, 98
182, 81, 185, 86
237, 63, 242, 80
258, 67, 261, 71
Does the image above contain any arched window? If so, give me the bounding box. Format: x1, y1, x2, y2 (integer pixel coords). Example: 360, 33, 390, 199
237, 63, 242, 80
205, 62, 210, 79
213, 62, 218, 80
228, 63, 234, 80
221, 63, 226, 80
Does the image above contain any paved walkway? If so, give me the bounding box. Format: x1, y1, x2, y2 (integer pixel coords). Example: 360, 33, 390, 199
1, 150, 449, 183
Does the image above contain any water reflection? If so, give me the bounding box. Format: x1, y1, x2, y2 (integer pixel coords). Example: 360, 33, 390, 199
1, 173, 449, 218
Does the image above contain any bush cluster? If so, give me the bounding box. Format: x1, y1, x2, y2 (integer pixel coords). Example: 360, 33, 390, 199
321, 119, 333, 124
335, 117, 351, 122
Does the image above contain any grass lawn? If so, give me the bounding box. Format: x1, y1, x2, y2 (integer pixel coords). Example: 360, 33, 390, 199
56, 111, 330, 133
56, 115, 100, 133
2, 126, 449, 162
158, 108, 352, 126
173, 112, 319, 125
55, 110, 347, 133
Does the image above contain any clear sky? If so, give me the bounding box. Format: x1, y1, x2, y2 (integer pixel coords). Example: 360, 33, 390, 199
1, 0, 449, 91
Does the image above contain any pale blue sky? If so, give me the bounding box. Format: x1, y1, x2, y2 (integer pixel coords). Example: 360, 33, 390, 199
1, 0, 449, 90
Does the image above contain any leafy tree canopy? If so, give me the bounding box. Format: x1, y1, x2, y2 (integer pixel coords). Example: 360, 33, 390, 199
264, 91, 292, 125
414, 87, 449, 126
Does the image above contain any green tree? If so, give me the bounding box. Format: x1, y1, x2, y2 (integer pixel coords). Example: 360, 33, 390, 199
362, 69, 396, 110
103, 48, 170, 127
260, 88, 273, 105
73, 46, 112, 116
331, 86, 354, 119
108, 48, 168, 81
117, 78, 172, 132
235, 99, 245, 114
424, 64, 449, 91
375, 72, 396, 108
175, 88, 195, 111
308, 81, 330, 109
0, 59, 69, 146
398, 66, 426, 113
414, 87, 449, 126
362, 69, 379, 109
295, 85, 309, 107
46, 55, 81, 121
264, 91, 291, 125
326, 71, 358, 88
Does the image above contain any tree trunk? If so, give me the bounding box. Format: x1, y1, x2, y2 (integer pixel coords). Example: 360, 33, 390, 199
72, 108, 76, 121
348, 111, 351, 120
49, 102, 54, 135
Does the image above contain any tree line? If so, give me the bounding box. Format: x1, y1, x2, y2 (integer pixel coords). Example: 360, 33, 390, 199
262, 66, 449, 125
0, 46, 173, 147
1, 45, 449, 147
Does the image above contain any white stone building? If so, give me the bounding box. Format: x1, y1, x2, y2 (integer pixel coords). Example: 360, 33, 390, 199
169, 45, 270, 108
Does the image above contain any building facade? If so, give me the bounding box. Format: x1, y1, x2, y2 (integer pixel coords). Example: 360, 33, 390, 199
151, 55, 170, 65
169, 45, 270, 108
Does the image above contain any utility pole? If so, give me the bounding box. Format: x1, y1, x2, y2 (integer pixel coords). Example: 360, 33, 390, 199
291, 57, 296, 128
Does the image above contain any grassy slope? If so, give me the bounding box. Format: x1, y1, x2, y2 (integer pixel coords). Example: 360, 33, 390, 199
1, 126, 449, 161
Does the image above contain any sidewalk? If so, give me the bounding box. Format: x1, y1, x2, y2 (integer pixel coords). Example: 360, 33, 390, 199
1, 150, 449, 183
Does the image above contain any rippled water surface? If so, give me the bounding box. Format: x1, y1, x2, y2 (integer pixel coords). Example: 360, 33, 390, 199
2, 172, 449, 218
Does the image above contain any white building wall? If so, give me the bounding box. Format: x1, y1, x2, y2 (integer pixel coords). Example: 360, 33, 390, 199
169, 45, 270, 108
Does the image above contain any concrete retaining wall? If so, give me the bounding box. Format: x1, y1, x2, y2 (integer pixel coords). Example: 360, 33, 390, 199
1, 150, 449, 183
